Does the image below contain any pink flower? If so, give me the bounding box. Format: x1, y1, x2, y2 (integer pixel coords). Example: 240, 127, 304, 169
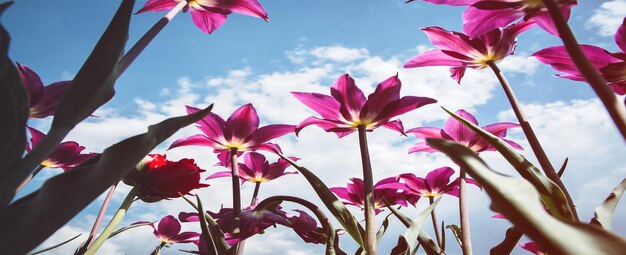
277, 209, 326, 244
519, 242, 546, 255
206, 152, 298, 183
26, 127, 97, 171
407, 109, 522, 153
134, 215, 200, 244
17, 63, 71, 118
169, 104, 295, 166
533, 17, 626, 96
404, 21, 534, 84
410, 0, 576, 37
382, 167, 480, 202
136, 0, 268, 34
330, 177, 408, 214
292, 74, 436, 138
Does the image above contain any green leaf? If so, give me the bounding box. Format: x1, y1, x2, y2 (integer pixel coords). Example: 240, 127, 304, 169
196, 195, 218, 255
275, 152, 365, 247
391, 197, 441, 255
354, 211, 396, 255
442, 107, 575, 221
181, 194, 230, 252
591, 178, 626, 230
0, 104, 213, 255
386, 205, 444, 255
26, 234, 81, 255
1, 0, 135, 205
0, 1, 29, 189
489, 227, 522, 255
427, 138, 626, 254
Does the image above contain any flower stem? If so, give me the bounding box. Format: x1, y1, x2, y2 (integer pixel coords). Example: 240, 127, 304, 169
150, 242, 166, 255
429, 197, 443, 248
459, 166, 472, 255
251, 182, 261, 205
357, 125, 377, 255
75, 183, 118, 255
540, 0, 626, 140
15, 165, 45, 194
229, 149, 242, 255
116, 0, 187, 76
84, 185, 139, 255
488, 61, 579, 221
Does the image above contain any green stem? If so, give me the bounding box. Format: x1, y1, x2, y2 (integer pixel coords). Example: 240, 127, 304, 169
76, 184, 119, 255
357, 125, 377, 255
230, 148, 242, 255
84, 185, 138, 255
488, 61, 579, 221
150, 242, 166, 255
539, 0, 626, 140
429, 197, 443, 248
459, 166, 472, 255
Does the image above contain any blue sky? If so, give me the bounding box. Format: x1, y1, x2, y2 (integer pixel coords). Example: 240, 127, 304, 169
4, 0, 626, 254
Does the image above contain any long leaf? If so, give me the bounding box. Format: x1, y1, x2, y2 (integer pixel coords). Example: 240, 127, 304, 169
0, 104, 213, 255
196, 195, 218, 255
445, 224, 462, 249
427, 138, 626, 254
442, 107, 575, 221
275, 152, 365, 247
180, 195, 230, 252
1, 0, 135, 205
0, 1, 28, 185
591, 178, 626, 230
386, 204, 444, 255
489, 227, 522, 255
391, 197, 441, 255
26, 234, 82, 255
354, 211, 395, 255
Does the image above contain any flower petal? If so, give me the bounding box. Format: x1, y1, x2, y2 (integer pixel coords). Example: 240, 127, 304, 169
360, 74, 401, 120
425, 166, 455, 194
421, 26, 483, 57
406, 126, 443, 139
248, 124, 295, 147
381, 120, 405, 135
220, 0, 268, 21
291, 92, 342, 120
170, 231, 201, 243
462, 5, 524, 39
408, 142, 439, 153
168, 134, 219, 150
17, 63, 44, 107
136, 0, 178, 14
404, 50, 466, 68
157, 215, 182, 240
295, 116, 352, 137
226, 104, 260, 141
187, 105, 227, 141
205, 170, 233, 180
190, 9, 227, 35
616, 18, 626, 53
26, 127, 46, 152
330, 74, 366, 122
443, 109, 478, 145
530, 2, 574, 37
29, 81, 71, 118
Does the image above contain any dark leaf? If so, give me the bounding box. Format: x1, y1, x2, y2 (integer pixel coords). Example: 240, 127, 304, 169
27, 234, 81, 255
557, 158, 568, 177
197, 195, 218, 255
489, 227, 522, 255
445, 224, 462, 249
390, 197, 440, 255
591, 178, 626, 230
386, 204, 444, 255
0, 104, 213, 255
427, 138, 626, 254
181, 194, 230, 253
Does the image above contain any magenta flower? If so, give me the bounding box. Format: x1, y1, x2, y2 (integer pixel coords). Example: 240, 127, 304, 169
206, 152, 298, 183
407, 109, 522, 153
383, 167, 480, 202
519, 242, 545, 255
330, 177, 408, 214
292, 74, 436, 138
533, 17, 626, 96
404, 21, 535, 83
180, 204, 287, 245
169, 104, 295, 165
136, 0, 268, 34
26, 127, 97, 171
134, 215, 200, 244
17, 63, 70, 118
278, 209, 326, 244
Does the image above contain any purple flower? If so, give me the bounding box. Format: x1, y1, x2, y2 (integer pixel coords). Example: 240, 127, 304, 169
17, 63, 70, 118
26, 127, 97, 171
407, 109, 522, 153
292, 74, 436, 138
136, 0, 268, 34
533, 17, 626, 96
206, 152, 298, 183
134, 215, 200, 244
278, 209, 326, 244
383, 167, 480, 202
330, 177, 408, 214
169, 104, 295, 166
519, 242, 545, 255
404, 21, 535, 83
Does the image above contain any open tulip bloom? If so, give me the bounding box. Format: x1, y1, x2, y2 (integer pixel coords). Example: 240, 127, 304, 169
206, 151, 298, 183
134, 215, 200, 245
26, 127, 97, 171
408, 109, 522, 153
410, 0, 577, 38
136, 0, 268, 34
169, 104, 295, 165
533, 17, 626, 96
17, 63, 70, 119
292, 73, 437, 138
330, 177, 409, 214
383, 167, 480, 201
404, 21, 535, 84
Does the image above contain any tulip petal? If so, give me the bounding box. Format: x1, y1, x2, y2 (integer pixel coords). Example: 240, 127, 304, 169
221, 0, 268, 21
330, 74, 366, 121
291, 92, 342, 119
360, 75, 401, 120
187, 105, 227, 141
406, 126, 443, 139
171, 231, 201, 243
463, 6, 524, 39
450, 67, 466, 84
169, 134, 219, 150
179, 212, 200, 222
158, 215, 182, 240
191, 9, 227, 35
404, 50, 466, 68
29, 81, 71, 118
205, 171, 232, 180
425, 167, 455, 194
248, 124, 294, 146
443, 109, 478, 145
26, 127, 46, 152
381, 120, 406, 135
616, 18, 626, 53
225, 104, 259, 141
295, 116, 350, 136
422, 26, 483, 57
135, 0, 179, 14
421, 0, 478, 5
408, 142, 439, 153
383, 96, 437, 120
16, 63, 43, 106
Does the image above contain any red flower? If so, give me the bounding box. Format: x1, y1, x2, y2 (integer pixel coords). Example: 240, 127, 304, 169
124, 154, 208, 202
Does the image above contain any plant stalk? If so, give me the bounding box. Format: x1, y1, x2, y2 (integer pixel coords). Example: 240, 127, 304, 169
15, 165, 44, 194
540, 0, 626, 140
357, 125, 377, 255
459, 166, 472, 255
84, 185, 139, 255
488, 61, 579, 221
429, 197, 443, 248
75, 183, 118, 255
229, 148, 242, 255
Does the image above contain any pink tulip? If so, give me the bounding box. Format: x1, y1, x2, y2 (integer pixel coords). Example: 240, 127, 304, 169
206, 152, 298, 183
26, 127, 97, 171
17, 63, 70, 118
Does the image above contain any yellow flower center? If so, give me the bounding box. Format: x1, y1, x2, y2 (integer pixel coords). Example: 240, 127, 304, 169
524, 0, 545, 8
40, 161, 53, 168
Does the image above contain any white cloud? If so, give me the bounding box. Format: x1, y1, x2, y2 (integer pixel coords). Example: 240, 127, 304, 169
587, 0, 626, 36
32, 45, 622, 255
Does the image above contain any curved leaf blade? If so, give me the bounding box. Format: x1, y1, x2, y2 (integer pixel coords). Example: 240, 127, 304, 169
27, 234, 82, 255
0, 104, 212, 255
591, 178, 626, 230
427, 138, 626, 254
391, 197, 441, 255
386, 204, 445, 255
